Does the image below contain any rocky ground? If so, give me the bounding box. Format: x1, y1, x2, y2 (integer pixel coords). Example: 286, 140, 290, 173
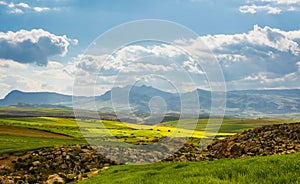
165, 123, 300, 162
0, 145, 120, 184
0, 123, 299, 183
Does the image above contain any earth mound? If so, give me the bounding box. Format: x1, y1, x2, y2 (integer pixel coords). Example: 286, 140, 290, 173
166, 123, 300, 162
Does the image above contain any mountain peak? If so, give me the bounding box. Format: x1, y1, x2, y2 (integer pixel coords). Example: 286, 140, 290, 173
0, 90, 72, 106
7, 89, 23, 94
3, 90, 24, 99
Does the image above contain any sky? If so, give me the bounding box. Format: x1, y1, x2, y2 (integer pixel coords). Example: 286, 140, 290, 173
1, 0, 300, 98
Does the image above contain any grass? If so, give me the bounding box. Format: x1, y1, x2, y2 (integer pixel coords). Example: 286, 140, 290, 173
0, 106, 75, 117
0, 134, 86, 154
162, 118, 300, 133
0, 117, 298, 144
0, 115, 299, 153
0, 117, 83, 138
80, 152, 300, 184
0, 125, 74, 139
0, 117, 231, 141
0, 110, 299, 183
0, 108, 299, 183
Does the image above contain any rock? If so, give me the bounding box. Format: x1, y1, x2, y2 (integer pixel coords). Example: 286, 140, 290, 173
46, 174, 64, 184
164, 123, 300, 162
54, 151, 62, 155
77, 174, 82, 181
67, 173, 76, 181
32, 161, 41, 167
56, 156, 64, 164
46, 154, 54, 160
60, 164, 67, 169
75, 144, 81, 151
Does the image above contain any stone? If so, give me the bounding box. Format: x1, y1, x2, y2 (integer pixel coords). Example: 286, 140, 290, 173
45, 174, 64, 184
32, 161, 41, 167
60, 164, 67, 169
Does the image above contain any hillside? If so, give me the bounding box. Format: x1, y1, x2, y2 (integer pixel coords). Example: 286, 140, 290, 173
0, 90, 72, 106
1, 87, 300, 117
79, 152, 300, 184
1, 122, 299, 183
166, 122, 300, 162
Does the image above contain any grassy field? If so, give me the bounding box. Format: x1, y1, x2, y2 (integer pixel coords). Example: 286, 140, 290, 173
0, 135, 86, 154
0, 117, 84, 138
0, 117, 234, 142
0, 106, 75, 117
0, 114, 299, 154
80, 152, 300, 184
0, 117, 87, 153
0, 108, 299, 183
162, 118, 299, 132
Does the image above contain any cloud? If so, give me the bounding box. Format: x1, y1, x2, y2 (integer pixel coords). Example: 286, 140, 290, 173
76, 44, 205, 76
9, 7, 23, 14
2, 24, 300, 98
33, 7, 50, 12
74, 25, 300, 94
0, 59, 27, 70
0, 1, 58, 14
201, 25, 300, 56
16, 3, 30, 9
240, 0, 300, 14
0, 29, 78, 66
239, 4, 282, 14
257, 0, 300, 4
73, 43, 208, 96
0, 60, 75, 98
176, 25, 300, 89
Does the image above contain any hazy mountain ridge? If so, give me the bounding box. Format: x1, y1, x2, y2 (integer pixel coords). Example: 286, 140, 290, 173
0, 90, 72, 106
1, 87, 300, 117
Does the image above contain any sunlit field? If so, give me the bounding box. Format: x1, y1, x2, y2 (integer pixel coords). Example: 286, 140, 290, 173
0, 115, 299, 153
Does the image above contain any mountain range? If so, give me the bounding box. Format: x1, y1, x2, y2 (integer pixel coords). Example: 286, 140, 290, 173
1, 86, 300, 118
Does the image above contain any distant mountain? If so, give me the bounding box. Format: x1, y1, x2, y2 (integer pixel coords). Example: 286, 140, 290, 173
94, 85, 180, 114
1, 87, 300, 117
226, 89, 300, 115
0, 90, 72, 106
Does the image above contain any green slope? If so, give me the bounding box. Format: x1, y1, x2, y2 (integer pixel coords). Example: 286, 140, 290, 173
80, 152, 300, 184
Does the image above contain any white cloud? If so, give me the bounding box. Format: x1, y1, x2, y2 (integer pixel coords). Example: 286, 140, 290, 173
0, 1, 7, 5
0, 29, 78, 65
258, 0, 300, 4
73, 25, 300, 94
73, 43, 208, 96
0, 59, 27, 70
199, 25, 300, 56
0, 60, 75, 98
287, 6, 298, 11
82, 44, 204, 75
17, 3, 30, 9
7, 2, 14, 8
0, 1, 58, 14
33, 7, 50, 12
241, 0, 300, 14
9, 7, 23, 14
175, 25, 300, 90
239, 4, 282, 14
2, 24, 300, 98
